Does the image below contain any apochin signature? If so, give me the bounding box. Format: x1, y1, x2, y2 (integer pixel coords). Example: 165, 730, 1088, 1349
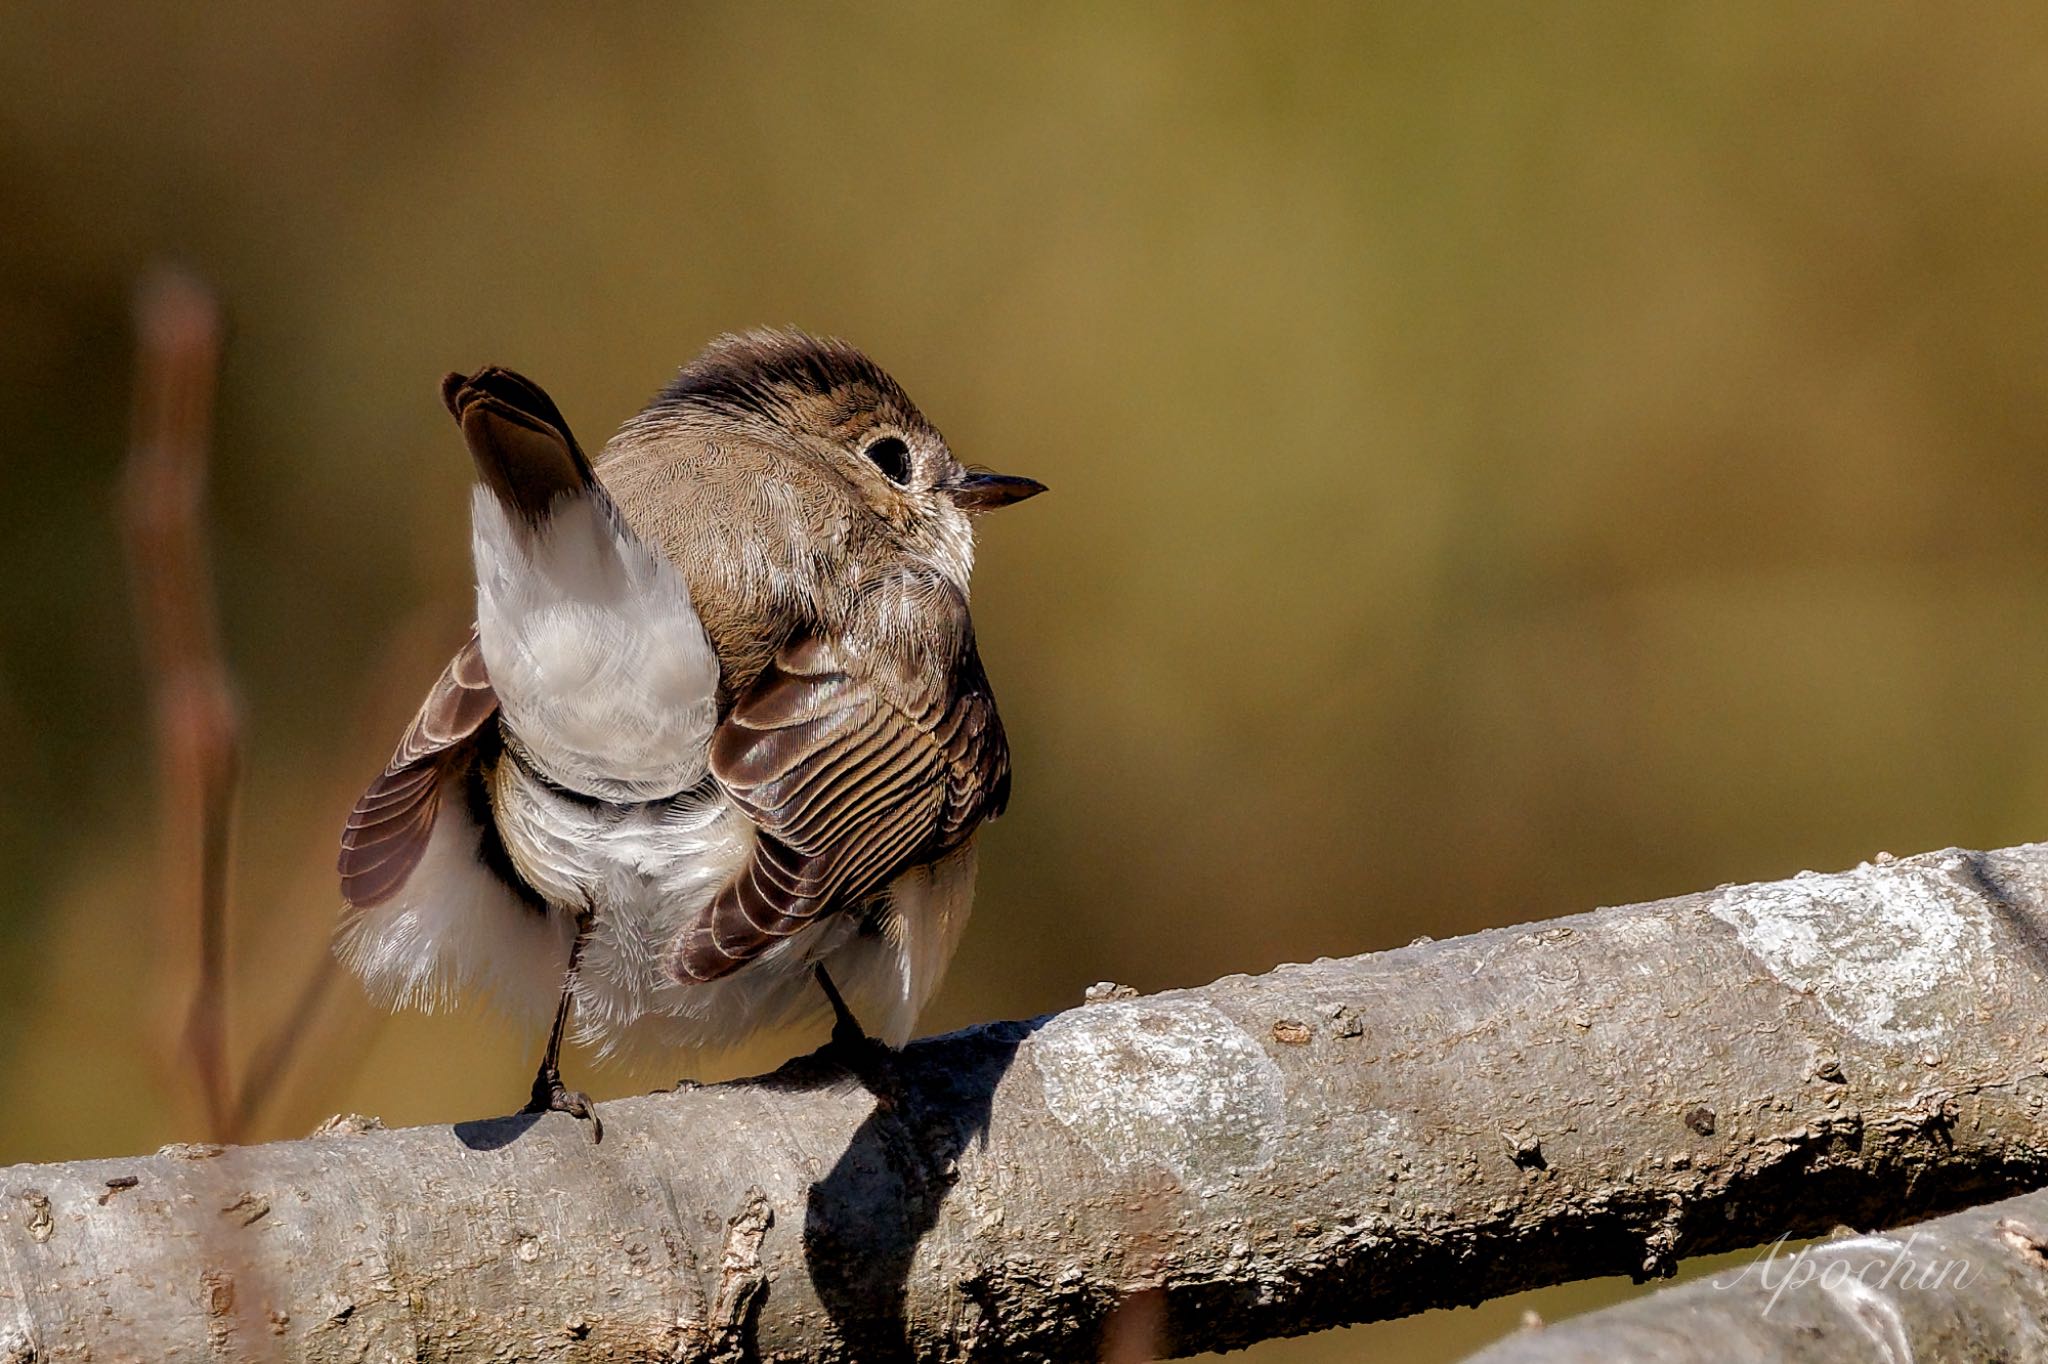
1713, 1232, 1977, 1315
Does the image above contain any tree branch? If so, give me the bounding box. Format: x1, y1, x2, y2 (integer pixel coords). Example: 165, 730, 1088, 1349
1464, 1183, 2048, 1362
3, 843, 2047, 1362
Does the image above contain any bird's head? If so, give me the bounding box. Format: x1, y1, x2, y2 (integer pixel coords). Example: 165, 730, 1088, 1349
621, 329, 1043, 597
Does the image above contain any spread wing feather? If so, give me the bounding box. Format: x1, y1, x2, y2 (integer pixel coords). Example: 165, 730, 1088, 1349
669, 630, 1010, 982
338, 630, 500, 909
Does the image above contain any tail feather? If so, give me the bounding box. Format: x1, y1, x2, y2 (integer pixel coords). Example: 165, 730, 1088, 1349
459, 365, 723, 802
443, 366, 595, 525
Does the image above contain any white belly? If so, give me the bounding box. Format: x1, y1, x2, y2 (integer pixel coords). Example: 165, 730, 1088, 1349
490, 757, 979, 1059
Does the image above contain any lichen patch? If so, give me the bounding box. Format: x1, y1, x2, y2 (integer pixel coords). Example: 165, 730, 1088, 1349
1031, 1000, 1286, 1195
1705, 856, 1997, 1046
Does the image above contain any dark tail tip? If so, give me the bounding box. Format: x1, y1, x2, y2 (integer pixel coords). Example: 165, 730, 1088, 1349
440, 366, 596, 524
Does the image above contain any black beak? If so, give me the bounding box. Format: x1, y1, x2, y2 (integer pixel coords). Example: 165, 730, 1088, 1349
948, 471, 1047, 512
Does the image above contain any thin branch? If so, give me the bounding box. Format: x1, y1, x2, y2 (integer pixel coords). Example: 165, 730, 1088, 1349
121, 268, 238, 1142
1462, 1184, 2048, 1362
120, 274, 351, 1146
230, 956, 339, 1139
1, 842, 2046, 1362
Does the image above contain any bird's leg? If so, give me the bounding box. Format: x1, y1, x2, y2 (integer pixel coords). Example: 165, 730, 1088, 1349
813, 961, 870, 1048
525, 902, 602, 1143
813, 963, 900, 1106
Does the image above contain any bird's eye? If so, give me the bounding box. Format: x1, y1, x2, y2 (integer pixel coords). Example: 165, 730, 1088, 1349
862, 435, 912, 486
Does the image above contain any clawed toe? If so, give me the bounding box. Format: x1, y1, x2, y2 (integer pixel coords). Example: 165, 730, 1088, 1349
526, 1074, 603, 1143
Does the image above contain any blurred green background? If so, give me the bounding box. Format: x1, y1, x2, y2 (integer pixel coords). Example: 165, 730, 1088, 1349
6, 3, 2048, 1358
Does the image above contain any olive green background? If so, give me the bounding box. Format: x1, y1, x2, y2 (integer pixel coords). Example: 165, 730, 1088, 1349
6, 4, 2048, 1357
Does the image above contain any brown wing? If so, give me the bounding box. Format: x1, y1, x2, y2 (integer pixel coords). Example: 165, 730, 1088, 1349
669, 631, 1011, 982
338, 630, 500, 909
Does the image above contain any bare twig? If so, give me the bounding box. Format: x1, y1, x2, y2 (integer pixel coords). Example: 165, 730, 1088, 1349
119, 273, 353, 1145
230, 957, 339, 1138
229, 608, 482, 1135
0, 843, 2044, 1361
121, 269, 238, 1142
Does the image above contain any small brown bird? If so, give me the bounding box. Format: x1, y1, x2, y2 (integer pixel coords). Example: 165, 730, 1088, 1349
335, 331, 1043, 1136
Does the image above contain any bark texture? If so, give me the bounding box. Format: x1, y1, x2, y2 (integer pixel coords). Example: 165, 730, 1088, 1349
1464, 1184, 2048, 1362
3, 843, 2048, 1362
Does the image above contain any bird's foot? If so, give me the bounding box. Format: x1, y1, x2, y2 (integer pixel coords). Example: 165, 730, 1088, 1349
812, 962, 904, 1109
525, 1068, 603, 1144
825, 1017, 903, 1110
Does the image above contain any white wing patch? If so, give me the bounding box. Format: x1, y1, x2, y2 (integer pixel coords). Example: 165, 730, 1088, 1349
471, 488, 719, 802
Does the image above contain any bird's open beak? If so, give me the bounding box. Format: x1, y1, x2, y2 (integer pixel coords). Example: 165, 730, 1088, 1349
948, 471, 1048, 512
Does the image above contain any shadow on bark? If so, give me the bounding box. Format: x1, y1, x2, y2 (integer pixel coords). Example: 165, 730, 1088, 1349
802, 1017, 1043, 1361
451, 1110, 545, 1151
1962, 850, 2048, 981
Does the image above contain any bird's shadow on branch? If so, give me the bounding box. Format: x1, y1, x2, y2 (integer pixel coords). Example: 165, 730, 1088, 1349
448, 1014, 1042, 1354
1962, 851, 2048, 981
450, 1111, 544, 1151
796, 1017, 1044, 1362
